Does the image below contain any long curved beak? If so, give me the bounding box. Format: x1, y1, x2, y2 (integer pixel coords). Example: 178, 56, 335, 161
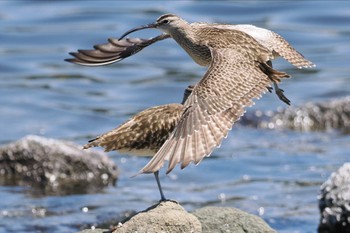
118, 23, 158, 40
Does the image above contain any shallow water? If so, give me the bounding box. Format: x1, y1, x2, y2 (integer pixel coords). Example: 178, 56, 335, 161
1, 1, 350, 232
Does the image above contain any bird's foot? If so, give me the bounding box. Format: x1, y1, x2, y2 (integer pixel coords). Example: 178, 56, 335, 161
272, 81, 291, 105
275, 88, 291, 105
158, 198, 179, 204
266, 86, 273, 93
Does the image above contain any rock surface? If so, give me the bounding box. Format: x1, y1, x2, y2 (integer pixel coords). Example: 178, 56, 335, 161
193, 206, 276, 233
77, 201, 276, 233
0, 135, 118, 195
112, 201, 202, 233
318, 163, 350, 233
241, 96, 350, 133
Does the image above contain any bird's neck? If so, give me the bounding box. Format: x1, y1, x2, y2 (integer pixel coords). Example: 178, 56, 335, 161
169, 25, 211, 66
167, 23, 194, 44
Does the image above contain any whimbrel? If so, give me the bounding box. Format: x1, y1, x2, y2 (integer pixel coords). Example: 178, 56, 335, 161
83, 85, 194, 200
69, 14, 314, 175
66, 14, 315, 105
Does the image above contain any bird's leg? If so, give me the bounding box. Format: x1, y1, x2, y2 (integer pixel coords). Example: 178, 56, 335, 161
154, 171, 166, 201
264, 61, 291, 105
265, 60, 273, 93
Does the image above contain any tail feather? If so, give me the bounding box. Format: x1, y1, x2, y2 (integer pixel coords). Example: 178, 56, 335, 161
259, 62, 290, 83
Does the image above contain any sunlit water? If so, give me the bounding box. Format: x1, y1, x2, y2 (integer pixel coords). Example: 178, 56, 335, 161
0, 1, 349, 232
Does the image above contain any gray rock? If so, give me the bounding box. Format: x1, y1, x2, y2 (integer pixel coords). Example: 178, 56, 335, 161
193, 206, 276, 233
77, 201, 276, 233
112, 201, 202, 233
0, 135, 118, 195
241, 96, 350, 133
318, 163, 350, 233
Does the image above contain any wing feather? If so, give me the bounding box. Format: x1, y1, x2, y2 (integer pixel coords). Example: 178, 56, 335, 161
83, 104, 184, 156
267, 31, 315, 68
139, 46, 286, 174
65, 34, 170, 66
209, 24, 315, 68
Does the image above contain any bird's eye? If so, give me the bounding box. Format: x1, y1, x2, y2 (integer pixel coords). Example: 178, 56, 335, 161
161, 19, 169, 24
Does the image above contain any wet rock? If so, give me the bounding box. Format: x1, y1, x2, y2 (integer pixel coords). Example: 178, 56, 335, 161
193, 206, 276, 233
241, 96, 350, 133
0, 135, 118, 195
318, 163, 350, 233
77, 201, 276, 233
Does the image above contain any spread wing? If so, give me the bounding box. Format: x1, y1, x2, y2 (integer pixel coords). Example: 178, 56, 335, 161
208, 24, 315, 68
83, 104, 185, 155
261, 29, 315, 68
65, 34, 170, 66
139, 47, 288, 174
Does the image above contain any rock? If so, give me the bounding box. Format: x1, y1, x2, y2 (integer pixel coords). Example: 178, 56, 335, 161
241, 96, 350, 133
318, 163, 350, 233
112, 201, 202, 233
0, 135, 118, 195
77, 201, 277, 233
193, 206, 276, 233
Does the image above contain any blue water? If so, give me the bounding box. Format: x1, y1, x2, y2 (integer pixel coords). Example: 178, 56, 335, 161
1, 1, 350, 232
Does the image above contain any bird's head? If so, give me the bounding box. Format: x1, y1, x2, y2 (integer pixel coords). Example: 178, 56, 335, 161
119, 14, 188, 40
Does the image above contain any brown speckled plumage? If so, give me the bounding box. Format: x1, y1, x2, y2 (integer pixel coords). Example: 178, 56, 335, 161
83, 103, 185, 155
140, 35, 289, 174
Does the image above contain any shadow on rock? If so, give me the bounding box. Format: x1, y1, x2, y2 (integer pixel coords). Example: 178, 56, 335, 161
241, 96, 350, 134
0, 135, 118, 196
